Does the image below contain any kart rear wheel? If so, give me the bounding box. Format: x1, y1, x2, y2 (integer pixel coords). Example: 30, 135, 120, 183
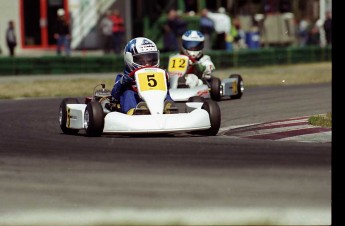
229, 74, 244, 99
59, 98, 80, 135
194, 100, 221, 136
210, 77, 221, 101
84, 102, 104, 137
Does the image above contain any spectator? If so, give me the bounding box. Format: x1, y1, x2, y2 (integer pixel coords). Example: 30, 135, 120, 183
306, 25, 320, 46
184, 0, 197, 13
199, 8, 215, 51
232, 17, 247, 50
109, 9, 125, 55
163, 9, 188, 52
6, 20, 17, 57
54, 8, 71, 56
207, 7, 231, 50
246, 16, 261, 49
0, 33, 2, 55
297, 17, 310, 47
100, 10, 113, 54
323, 11, 332, 46
162, 12, 178, 52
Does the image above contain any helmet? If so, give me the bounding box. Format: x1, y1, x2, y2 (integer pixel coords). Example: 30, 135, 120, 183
124, 37, 160, 75
181, 30, 204, 59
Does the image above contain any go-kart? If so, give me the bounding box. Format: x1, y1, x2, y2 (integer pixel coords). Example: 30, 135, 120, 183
58, 67, 221, 137
167, 54, 244, 101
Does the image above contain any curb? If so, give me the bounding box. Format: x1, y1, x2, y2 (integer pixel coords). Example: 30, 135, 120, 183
220, 116, 331, 143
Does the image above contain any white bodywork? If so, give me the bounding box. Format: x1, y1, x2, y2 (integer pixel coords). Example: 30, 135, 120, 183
64, 67, 212, 134
66, 105, 210, 134
103, 109, 209, 133
169, 85, 210, 101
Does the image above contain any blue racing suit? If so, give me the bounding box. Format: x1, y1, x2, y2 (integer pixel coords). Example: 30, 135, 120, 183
111, 67, 173, 114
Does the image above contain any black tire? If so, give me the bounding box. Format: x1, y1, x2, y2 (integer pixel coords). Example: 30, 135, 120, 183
84, 102, 104, 137
59, 98, 80, 135
188, 96, 205, 102
210, 77, 222, 101
229, 74, 244, 99
193, 100, 221, 136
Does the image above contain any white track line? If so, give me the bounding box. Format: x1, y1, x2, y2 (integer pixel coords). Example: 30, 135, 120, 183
0, 207, 331, 226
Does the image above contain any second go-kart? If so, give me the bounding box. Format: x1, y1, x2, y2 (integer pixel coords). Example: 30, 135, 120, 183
58, 67, 221, 137
167, 54, 244, 101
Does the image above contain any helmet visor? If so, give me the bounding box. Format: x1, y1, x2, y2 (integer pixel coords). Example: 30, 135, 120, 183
133, 52, 159, 67
183, 40, 204, 51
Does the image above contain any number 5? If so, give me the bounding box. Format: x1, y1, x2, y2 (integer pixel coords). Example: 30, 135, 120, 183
147, 74, 157, 87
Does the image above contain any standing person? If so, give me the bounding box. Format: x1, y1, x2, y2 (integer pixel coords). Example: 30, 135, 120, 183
297, 17, 310, 47
232, 17, 247, 49
163, 9, 188, 52
100, 10, 113, 54
162, 22, 177, 52
206, 7, 231, 50
306, 24, 320, 46
323, 11, 332, 46
162, 10, 177, 53
109, 9, 125, 55
54, 8, 71, 56
6, 20, 17, 57
0, 23, 2, 55
111, 37, 175, 115
199, 8, 214, 51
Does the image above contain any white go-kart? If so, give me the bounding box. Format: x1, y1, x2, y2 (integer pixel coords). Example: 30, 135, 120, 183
167, 54, 244, 101
59, 67, 221, 137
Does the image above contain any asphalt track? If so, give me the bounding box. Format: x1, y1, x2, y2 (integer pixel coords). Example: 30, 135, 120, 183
0, 83, 332, 225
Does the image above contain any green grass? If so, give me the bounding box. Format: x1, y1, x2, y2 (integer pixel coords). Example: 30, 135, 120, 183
0, 62, 331, 99
308, 112, 332, 128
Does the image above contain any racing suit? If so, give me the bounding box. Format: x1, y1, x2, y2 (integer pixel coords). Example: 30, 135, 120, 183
181, 53, 216, 88
111, 67, 173, 114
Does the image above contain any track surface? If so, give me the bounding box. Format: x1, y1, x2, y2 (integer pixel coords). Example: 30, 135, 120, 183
0, 83, 332, 225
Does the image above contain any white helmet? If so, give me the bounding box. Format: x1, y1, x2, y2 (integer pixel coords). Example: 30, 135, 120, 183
181, 30, 205, 59
124, 37, 160, 75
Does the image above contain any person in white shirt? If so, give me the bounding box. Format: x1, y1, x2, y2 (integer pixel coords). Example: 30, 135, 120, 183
100, 10, 113, 54
206, 7, 231, 50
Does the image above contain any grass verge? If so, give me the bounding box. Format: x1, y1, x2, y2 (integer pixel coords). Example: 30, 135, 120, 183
0, 62, 332, 99
308, 112, 332, 128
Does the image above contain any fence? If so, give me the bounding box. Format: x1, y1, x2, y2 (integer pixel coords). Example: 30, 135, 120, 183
0, 46, 331, 75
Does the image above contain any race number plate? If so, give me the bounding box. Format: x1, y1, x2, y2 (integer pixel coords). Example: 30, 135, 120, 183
168, 55, 189, 73
232, 81, 238, 94
136, 69, 167, 92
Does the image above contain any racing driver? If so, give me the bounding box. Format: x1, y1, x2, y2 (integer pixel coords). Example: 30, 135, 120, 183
111, 37, 175, 115
178, 30, 216, 88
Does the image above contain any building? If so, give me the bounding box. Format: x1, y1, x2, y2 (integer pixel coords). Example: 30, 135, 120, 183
0, 0, 332, 55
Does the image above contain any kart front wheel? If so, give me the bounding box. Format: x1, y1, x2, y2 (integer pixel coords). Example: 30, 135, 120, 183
59, 98, 80, 135
84, 102, 104, 137
193, 100, 221, 136
229, 74, 244, 99
210, 77, 222, 101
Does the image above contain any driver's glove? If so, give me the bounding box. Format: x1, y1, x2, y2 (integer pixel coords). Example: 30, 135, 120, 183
202, 67, 212, 80
121, 73, 133, 85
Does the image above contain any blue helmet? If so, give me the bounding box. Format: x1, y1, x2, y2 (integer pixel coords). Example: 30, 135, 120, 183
123, 37, 160, 75
181, 30, 205, 59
